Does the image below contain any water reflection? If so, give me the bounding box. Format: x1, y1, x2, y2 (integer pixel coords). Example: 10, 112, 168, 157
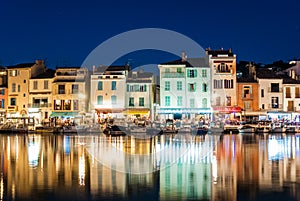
0, 133, 299, 200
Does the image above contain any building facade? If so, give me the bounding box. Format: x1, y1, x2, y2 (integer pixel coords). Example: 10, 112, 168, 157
90, 65, 129, 122
6, 60, 45, 117
0, 67, 7, 124
51, 67, 89, 122
158, 55, 211, 120
125, 70, 154, 120
28, 69, 55, 124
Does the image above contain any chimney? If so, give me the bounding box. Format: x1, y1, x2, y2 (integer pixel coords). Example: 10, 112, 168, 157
182, 51, 187, 62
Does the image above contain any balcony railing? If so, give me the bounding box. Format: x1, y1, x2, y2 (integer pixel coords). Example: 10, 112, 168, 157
161, 72, 184, 78
287, 107, 297, 112
241, 94, 253, 99
215, 69, 232, 74
268, 104, 283, 109
28, 103, 52, 108
268, 87, 283, 93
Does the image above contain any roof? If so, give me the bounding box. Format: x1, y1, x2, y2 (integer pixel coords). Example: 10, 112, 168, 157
94, 65, 130, 73
160, 58, 208, 67
280, 74, 300, 84
56, 66, 81, 69
7, 62, 36, 69
53, 79, 86, 83
31, 69, 55, 79
206, 49, 234, 57
256, 68, 282, 79
127, 71, 153, 79
237, 77, 258, 83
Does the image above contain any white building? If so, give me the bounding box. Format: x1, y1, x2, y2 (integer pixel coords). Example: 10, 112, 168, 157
51, 67, 89, 121
28, 69, 55, 124
90, 65, 129, 122
158, 55, 211, 120
125, 69, 155, 120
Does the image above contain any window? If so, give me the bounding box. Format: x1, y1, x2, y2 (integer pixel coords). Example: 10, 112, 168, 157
140, 85, 147, 92
224, 79, 234, 89
111, 81, 116, 90
33, 81, 38, 90
202, 98, 207, 108
216, 97, 221, 106
58, 85, 65, 94
213, 80, 223, 89
165, 96, 170, 106
12, 83, 16, 92
187, 69, 197, 78
188, 83, 196, 92
243, 86, 252, 98
217, 63, 230, 73
190, 99, 195, 108
177, 68, 183, 73
1, 89, 4, 95
54, 100, 62, 110
226, 96, 231, 106
286, 87, 291, 98
10, 70, 18, 77
44, 80, 48, 89
64, 100, 71, 110
177, 81, 182, 91
1, 100, 4, 109
261, 89, 264, 97
139, 97, 144, 106
165, 81, 170, 91
202, 83, 208, 92
10, 98, 16, 106
165, 68, 170, 73
296, 87, 300, 98
202, 69, 207, 77
111, 95, 117, 104
24, 80, 26, 83
177, 96, 183, 106
23, 93, 26, 97
98, 81, 103, 90
262, 104, 265, 109
271, 83, 279, 92
97, 96, 103, 105
129, 97, 134, 106
73, 100, 79, 110
18, 85, 20, 92
244, 101, 251, 110
72, 84, 79, 94
271, 97, 279, 108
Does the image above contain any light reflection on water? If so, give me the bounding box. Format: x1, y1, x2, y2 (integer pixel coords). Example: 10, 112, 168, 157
0, 133, 299, 201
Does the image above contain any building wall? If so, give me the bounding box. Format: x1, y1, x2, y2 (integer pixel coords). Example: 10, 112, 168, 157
237, 82, 259, 111
209, 55, 237, 107
282, 84, 300, 112
258, 78, 283, 111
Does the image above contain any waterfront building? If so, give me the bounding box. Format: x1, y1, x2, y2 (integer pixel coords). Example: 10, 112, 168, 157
125, 69, 155, 120
236, 63, 260, 121
158, 53, 211, 120
206, 48, 240, 120
6, 60, 46, 117
255, 68, 284, 120
28, 69, 55, 124
90, 65, 129, 122
51, 67, 89, 122
0, 67, 7, 124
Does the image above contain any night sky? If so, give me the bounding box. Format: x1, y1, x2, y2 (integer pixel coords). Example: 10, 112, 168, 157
0, 0, 299, 69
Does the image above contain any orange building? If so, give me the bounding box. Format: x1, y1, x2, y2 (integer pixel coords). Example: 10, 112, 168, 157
0, 67, 8, 123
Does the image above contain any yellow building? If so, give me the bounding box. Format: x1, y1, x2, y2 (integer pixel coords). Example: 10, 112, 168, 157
6, 60, 45, 117
28, 69, 55, 124
51, 67, 89, 123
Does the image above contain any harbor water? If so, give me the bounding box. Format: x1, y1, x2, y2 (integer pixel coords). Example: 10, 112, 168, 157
0, 133, 300, 201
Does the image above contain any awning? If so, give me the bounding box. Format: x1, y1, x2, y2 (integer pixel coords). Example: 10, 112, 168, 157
158, 108, 212, 114
95, 108, 124, 114
212, 106, 242, 113
124, 108, 150, 115
50, 112, 79, 118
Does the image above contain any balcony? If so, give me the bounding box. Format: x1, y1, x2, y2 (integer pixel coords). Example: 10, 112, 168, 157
7, 105, 18, 111
28, 103, 52, 108
268, 104, 283, 109
241, 94, 253, 99
161, 72, 184, 78
268, 87, 282, 93
215, 69, 232, 74
287, 107, 297, 112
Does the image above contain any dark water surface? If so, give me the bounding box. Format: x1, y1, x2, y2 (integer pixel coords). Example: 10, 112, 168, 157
0, 133, 300, 201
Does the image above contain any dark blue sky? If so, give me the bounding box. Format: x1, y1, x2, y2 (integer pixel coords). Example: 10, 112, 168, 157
0, 0, 299, 69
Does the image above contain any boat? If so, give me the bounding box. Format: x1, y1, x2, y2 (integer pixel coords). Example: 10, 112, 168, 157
270, 122, 286, 133
162, 119, 178, 134
255, 121, 271, 134
239, 124, 255, 134
223, 121, 241, 134
208, 121, 224, 133
195, 125, 209, 135
103, 125, 128, 136
0, 122, 28, 134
